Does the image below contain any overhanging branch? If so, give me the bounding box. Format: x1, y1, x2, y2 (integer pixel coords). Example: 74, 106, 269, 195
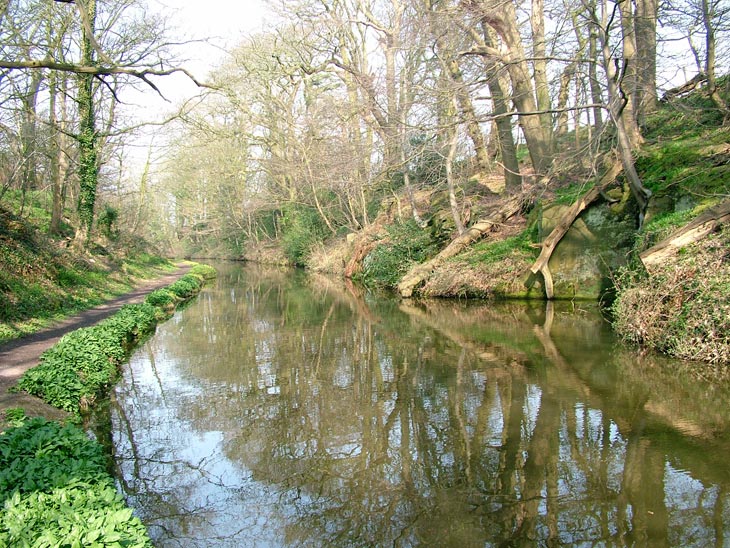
0, 59, 214, 97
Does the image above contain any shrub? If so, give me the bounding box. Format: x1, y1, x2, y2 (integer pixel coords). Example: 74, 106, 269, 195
145, 288, 176, 308
281, 205, 329, 266
189, 263, 217, 280
166, 274, 203, 299
612, 227, 730, 363
357, 219, 441, 288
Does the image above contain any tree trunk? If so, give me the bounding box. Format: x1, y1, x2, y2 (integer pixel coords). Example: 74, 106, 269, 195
445, 114, 465, 236
75, 0, 99, 245
588, 17, 604, 130
635, 0, 658, 121
702, 0, 729, 115
597, 0, 652, 214
49, 71, 69, 235
481, 24, 522, 191
531, 0, 553, 133
483, 0, 554, 175
617, 0, 643, 145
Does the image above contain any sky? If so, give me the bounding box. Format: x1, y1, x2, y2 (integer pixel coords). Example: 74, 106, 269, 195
133, 0, 269, 106
118, 0, 269, 172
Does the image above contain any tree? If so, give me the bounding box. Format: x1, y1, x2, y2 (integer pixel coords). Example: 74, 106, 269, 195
0, 0, 206, 244
464, 0, 555, 177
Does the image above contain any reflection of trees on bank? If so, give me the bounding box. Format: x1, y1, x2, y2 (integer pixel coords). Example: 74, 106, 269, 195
109, 263, 730, 546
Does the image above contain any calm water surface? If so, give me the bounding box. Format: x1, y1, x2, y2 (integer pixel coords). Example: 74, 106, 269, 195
99, 262, 730, 547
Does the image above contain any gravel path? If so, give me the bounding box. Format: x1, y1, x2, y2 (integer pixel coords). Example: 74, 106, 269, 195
0, 264, 192, 422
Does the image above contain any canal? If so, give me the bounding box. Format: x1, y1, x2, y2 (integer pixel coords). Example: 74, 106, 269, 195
96, 262, 730, 547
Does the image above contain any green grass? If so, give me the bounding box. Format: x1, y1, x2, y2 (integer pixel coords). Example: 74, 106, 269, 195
463, 226, 538, 266
0, 207, 177, 343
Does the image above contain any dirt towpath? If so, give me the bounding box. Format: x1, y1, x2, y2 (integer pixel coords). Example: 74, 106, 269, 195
0, 264, 192, 423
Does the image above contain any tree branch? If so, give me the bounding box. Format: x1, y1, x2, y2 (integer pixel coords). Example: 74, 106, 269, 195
0, 59, 214, 96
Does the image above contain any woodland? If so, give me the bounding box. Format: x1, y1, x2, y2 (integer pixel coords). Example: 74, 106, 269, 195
1, 0, 729, 361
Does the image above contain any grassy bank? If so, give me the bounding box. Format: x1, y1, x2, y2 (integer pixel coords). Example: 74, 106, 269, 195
0, 206, 178, 344
12, 263, 216, 418
1, 263, 216, 546
304, 83, 730, 363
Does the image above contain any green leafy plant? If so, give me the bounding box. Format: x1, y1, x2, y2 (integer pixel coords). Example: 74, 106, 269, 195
14, 264, 214, 416
357, 219, 442, 288
189, 263, 217, 280
166, 274, 203, 299
0, 418, 152, 547
281, 205, 330, 266
145, 288, 177, 308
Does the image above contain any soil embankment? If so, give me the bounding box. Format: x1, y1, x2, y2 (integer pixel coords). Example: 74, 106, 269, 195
0, 264, 191, 422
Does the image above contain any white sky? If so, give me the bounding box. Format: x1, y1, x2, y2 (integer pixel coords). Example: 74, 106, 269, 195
118, 0, 269, 173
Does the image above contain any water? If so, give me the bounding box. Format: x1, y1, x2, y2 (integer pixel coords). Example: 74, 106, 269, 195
99, 262, 730, 547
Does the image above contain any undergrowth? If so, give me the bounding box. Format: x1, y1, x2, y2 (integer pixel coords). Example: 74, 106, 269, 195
612, 226, 730, 364
0, 206, 176, 343
0, 416, 152, 547
356, 219, 443, 288
14, 271, 209, 416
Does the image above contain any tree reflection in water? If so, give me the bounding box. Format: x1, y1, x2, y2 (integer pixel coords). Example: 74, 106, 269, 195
100, 263, 730, 547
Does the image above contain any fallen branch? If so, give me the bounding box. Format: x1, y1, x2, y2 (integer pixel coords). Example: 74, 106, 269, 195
397, 191, 530, 297
639, 199, 730, 273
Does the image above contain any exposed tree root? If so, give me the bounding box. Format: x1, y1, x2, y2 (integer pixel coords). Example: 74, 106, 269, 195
527, 156, 624, 299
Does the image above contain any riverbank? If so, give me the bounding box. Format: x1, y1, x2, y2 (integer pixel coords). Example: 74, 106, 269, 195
0, 264, 192, 424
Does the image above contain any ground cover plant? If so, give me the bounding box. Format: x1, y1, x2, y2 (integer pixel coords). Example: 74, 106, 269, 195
2, 265, 216, 545
0, 416, 152, 547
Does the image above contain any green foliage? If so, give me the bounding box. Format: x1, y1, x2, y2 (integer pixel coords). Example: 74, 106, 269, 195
281, 205, 329, 266
166, 273, 203, 299
1, 408, 26, 430
0, 418, 107, 500
97, 204, 120, 240
14, 264, 214, 415
632, 208, 698, 253
16, 303, 159, 413
357, 219, 441, 288
0, 206, 177, 343
644, 78, 729, 139
145, 288, 176, 308
0, 418, 152, 547
189, 263, 217, 280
